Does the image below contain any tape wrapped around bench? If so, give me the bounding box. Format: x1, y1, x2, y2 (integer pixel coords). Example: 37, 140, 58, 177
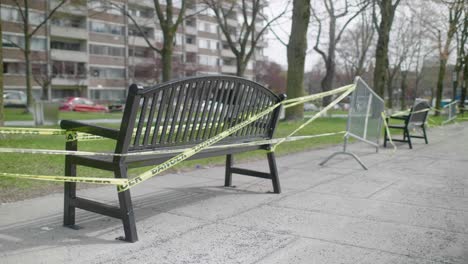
60, 75, 285, 243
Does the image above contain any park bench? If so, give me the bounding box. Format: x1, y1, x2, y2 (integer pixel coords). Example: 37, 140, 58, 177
60, 75, 286, 242
383, 100, 430, 149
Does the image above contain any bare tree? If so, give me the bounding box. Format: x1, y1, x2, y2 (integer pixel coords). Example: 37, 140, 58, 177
286, 0, 311, 120
255, 61, 287, 94
336, 10, 375, 83
0, 10, 4, 126
312, 0, 369, 106
6, 0, 67, 110
458, 4, 468, 112
103, 0, 188, 82
202, 0, 287, 77
385, 11, 420, 109
372, 0, 402, 98
429, 0, 464, 116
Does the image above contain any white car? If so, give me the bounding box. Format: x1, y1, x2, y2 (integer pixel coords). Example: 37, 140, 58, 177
3, 90, 27, 107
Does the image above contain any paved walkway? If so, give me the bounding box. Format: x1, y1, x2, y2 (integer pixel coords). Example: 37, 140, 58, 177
1, 123, 467, 264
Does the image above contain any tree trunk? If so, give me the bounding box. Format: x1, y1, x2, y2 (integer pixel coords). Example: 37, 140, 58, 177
373, 0, 397, 97
460, 54, 468, 113
400, 71, 408, 110
321, 19, 336, 107
374, 29, 389, 97
321, 59, 335, 107
386, 77, 393, 109
0, 18, 4, 126
435, 57, 447, 116
236, 58, 246, 77
161, 36, 173, 82
24, 38, 34, 111
285, 0, 310, 120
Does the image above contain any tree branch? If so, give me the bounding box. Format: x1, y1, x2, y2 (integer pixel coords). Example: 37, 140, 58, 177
30, 0, 67, 37
311, 6, 328, 62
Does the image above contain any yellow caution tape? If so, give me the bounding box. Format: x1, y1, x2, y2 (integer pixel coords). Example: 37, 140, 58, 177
0, 132, 346, 157
0, 84, 355, 189
0, 127, 104, 142
0, 172, 127, 185
380, 112, 397, 152
271, 84, 355, 151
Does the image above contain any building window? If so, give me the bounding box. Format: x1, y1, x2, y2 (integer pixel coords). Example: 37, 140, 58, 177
186, 52, 196, 63
129, 46, 151, 57
186, 35, 196, 45
3, 62, 26, 75
51, 16, 85, 28
197, 21, 217, 34
1, 7, 44, 25
88, 1, 122, 15
198, 38, 218, 50
90, 89, 125, 101
52, 61, 86, 78
2, 34, 46, 51
90, 67, 125, 79
128, 25, 153, 38
89, 21, 124, 35
185, 18, 196, 27
90, 44, 125, 57
198, 55, 219, 66
51, 41, 82, 51
128, 6, 153, 18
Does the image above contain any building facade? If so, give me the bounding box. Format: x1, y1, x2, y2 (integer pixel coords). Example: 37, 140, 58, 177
1, 0, 268, 102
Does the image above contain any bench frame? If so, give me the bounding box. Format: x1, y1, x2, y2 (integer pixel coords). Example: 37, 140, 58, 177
60, 76, 285, 242
384, 100, 430, 149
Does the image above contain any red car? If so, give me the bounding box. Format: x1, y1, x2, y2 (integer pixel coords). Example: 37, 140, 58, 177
59, 97, 108, 112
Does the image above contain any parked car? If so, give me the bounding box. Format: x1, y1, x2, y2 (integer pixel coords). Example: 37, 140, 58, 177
59, 97, 108, 112
304, 103, 318, 111
3, 90, 27, 108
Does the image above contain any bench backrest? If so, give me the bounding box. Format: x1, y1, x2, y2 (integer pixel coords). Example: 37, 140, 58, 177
408, 100, 430, 126
115, 76, 284, 154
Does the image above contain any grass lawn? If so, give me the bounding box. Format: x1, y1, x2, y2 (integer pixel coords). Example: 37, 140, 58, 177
4, 108, 123, 122
0, 113, 464, 202
0, 117, 348, 201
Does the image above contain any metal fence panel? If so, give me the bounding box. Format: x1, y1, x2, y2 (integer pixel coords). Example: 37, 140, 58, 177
347, 77, 385, 147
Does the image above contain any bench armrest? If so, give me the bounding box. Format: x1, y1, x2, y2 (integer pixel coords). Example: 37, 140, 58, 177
60, 120, 120, 140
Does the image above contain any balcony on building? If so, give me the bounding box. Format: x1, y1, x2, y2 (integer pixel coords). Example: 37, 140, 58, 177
129, 46, 155, 65
221, 58, 237, 74
51, 0, 87, 15
128, 25, 154, 47
52, 61, 88, 86
50, 14, 87, 39
128, 4, 155, 27
50, 38, 88, 62
221, 48, 235, 58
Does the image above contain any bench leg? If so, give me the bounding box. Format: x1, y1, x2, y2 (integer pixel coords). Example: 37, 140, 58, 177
115, 165, 138, 242
405, 128, 413, 149
225, 154, 233, 187
422, 125, 428, 144
267, 152, 281, 194
64, 141, 77, 227
383, 128, 388, 148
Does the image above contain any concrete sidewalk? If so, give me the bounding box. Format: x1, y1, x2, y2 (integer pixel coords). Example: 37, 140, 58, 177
1, 123, 467, 264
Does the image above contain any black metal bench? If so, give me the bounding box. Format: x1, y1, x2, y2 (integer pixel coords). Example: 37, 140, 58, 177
383, 100, 430, 149
60, 75, 285, 242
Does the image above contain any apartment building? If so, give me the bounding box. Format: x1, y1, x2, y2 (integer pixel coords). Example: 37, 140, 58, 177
1, 0, 268, 102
